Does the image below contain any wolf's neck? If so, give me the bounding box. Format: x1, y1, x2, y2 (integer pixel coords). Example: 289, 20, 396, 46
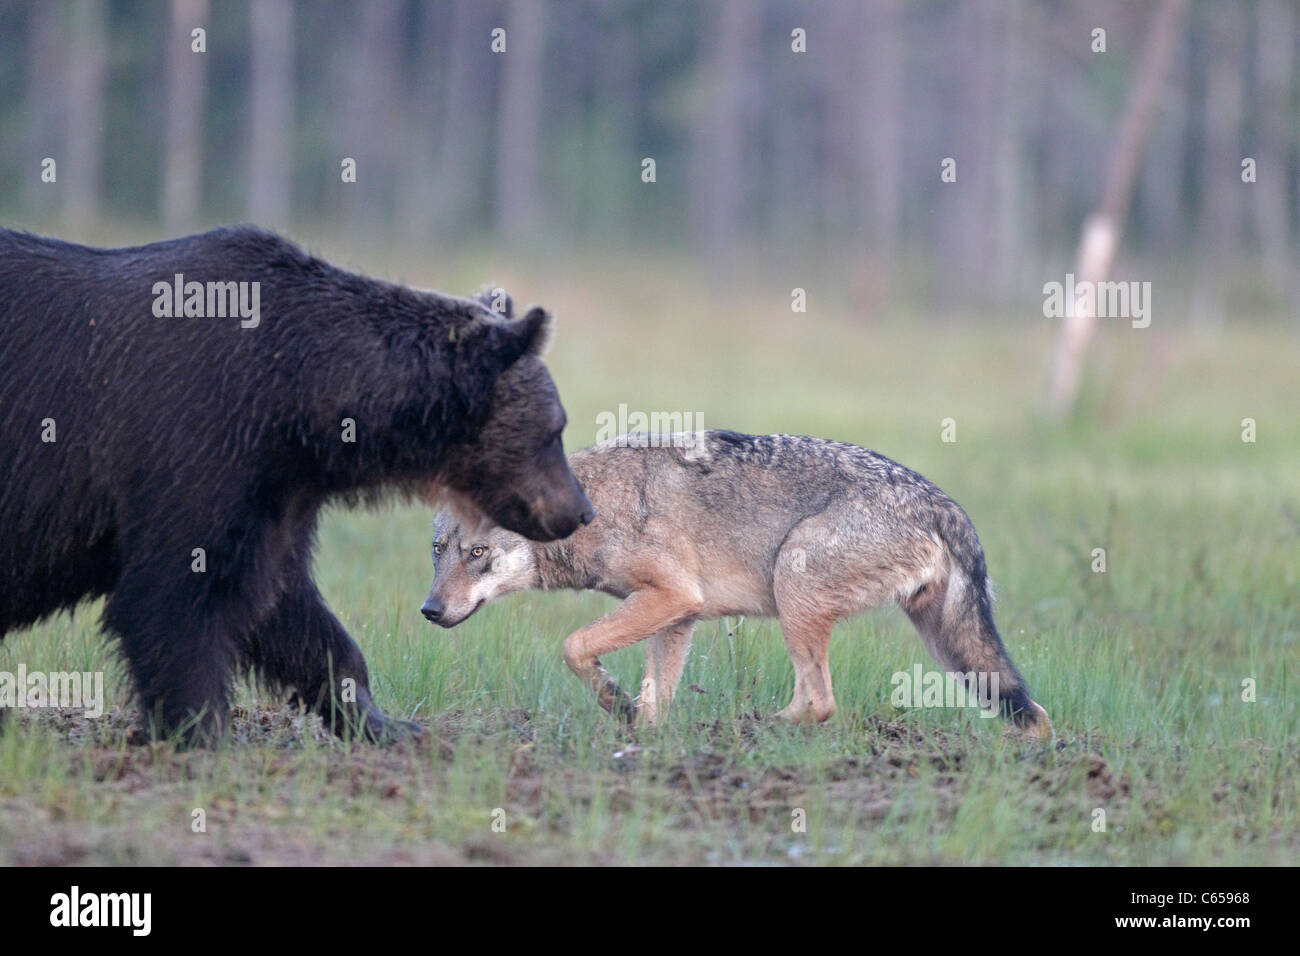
532, 539, 589, 591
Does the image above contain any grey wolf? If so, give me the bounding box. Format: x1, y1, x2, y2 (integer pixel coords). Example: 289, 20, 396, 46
423, 430, 1051, 737
0, 226, 592, 744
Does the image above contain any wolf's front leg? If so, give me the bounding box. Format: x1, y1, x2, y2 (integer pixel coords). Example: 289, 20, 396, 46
637, 620, 696, 725
563, 588, 701, 723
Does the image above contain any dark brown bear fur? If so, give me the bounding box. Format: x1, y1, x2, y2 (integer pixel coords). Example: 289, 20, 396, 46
0, 226, 592, 744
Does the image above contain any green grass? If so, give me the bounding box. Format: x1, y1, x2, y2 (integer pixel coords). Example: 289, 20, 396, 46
0, 251, 1295, 865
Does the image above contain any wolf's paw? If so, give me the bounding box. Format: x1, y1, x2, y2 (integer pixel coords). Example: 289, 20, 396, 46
597, 680, 636, 725
1004, 701, 1053, 741
774, 701, 836, 724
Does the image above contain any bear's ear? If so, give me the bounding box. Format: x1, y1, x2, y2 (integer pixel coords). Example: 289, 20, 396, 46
491, 306, 554, 365
517, 306, 554, 357
474, 285, 514, 319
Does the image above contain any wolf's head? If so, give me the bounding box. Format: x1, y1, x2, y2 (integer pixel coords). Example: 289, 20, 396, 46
421, 511, 538, 627
437, 290, 594, 542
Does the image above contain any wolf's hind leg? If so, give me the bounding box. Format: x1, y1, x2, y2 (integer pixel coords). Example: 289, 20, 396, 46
903, 573, 1051, 739
772, 609, 837, 723
637, 620, 696, 725
563, 587, 701, 723
771, 523, 862, 724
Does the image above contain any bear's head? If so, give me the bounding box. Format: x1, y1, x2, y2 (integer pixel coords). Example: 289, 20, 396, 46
435, 292, 594, 542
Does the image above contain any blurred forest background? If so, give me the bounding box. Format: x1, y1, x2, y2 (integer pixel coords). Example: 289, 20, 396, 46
1, 0, 1297, 321
1, 2, 1297, 867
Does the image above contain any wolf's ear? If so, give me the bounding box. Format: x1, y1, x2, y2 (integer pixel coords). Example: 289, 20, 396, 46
491, 306, 554, 364
474, 285, 514, 319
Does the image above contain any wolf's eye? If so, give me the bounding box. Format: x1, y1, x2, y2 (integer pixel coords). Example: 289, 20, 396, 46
433, 543, 443, 556
471, 546, 486, 559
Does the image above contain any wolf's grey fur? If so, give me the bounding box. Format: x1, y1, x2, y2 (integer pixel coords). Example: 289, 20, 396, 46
424, 430, 1051, 736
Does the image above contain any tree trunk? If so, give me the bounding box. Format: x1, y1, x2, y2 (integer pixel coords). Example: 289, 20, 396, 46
398, 0, 446, 242
64, 0, 107, 229
433, 0, 487, 234
1189, 3, 1245, 328
1137, 25, 1188, 267
25, 1, 63, 220
162, 0, 209, 233
991, 2, 1025, 302
496, 0, 546, 242
1252, 0, 1295, 294
340, 0, 402, 235
933, 0, 1002, 305
248, 0, 294, 229
689, 0, 756, 264
864, 0, 904, 260
1045, 0, 1188, 419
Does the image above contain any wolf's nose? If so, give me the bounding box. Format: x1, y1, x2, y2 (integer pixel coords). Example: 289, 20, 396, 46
421, 599, 443, 623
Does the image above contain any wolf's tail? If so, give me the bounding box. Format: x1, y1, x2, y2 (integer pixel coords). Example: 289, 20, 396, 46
904, 505, 1051, 737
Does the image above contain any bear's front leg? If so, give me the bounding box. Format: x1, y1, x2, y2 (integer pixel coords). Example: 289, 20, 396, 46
247, 578, 421, 743
105, 560, 238, 747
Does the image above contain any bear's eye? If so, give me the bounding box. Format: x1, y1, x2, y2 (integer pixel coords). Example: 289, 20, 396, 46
433, 543, 443, 556
471, 546, 486, 559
